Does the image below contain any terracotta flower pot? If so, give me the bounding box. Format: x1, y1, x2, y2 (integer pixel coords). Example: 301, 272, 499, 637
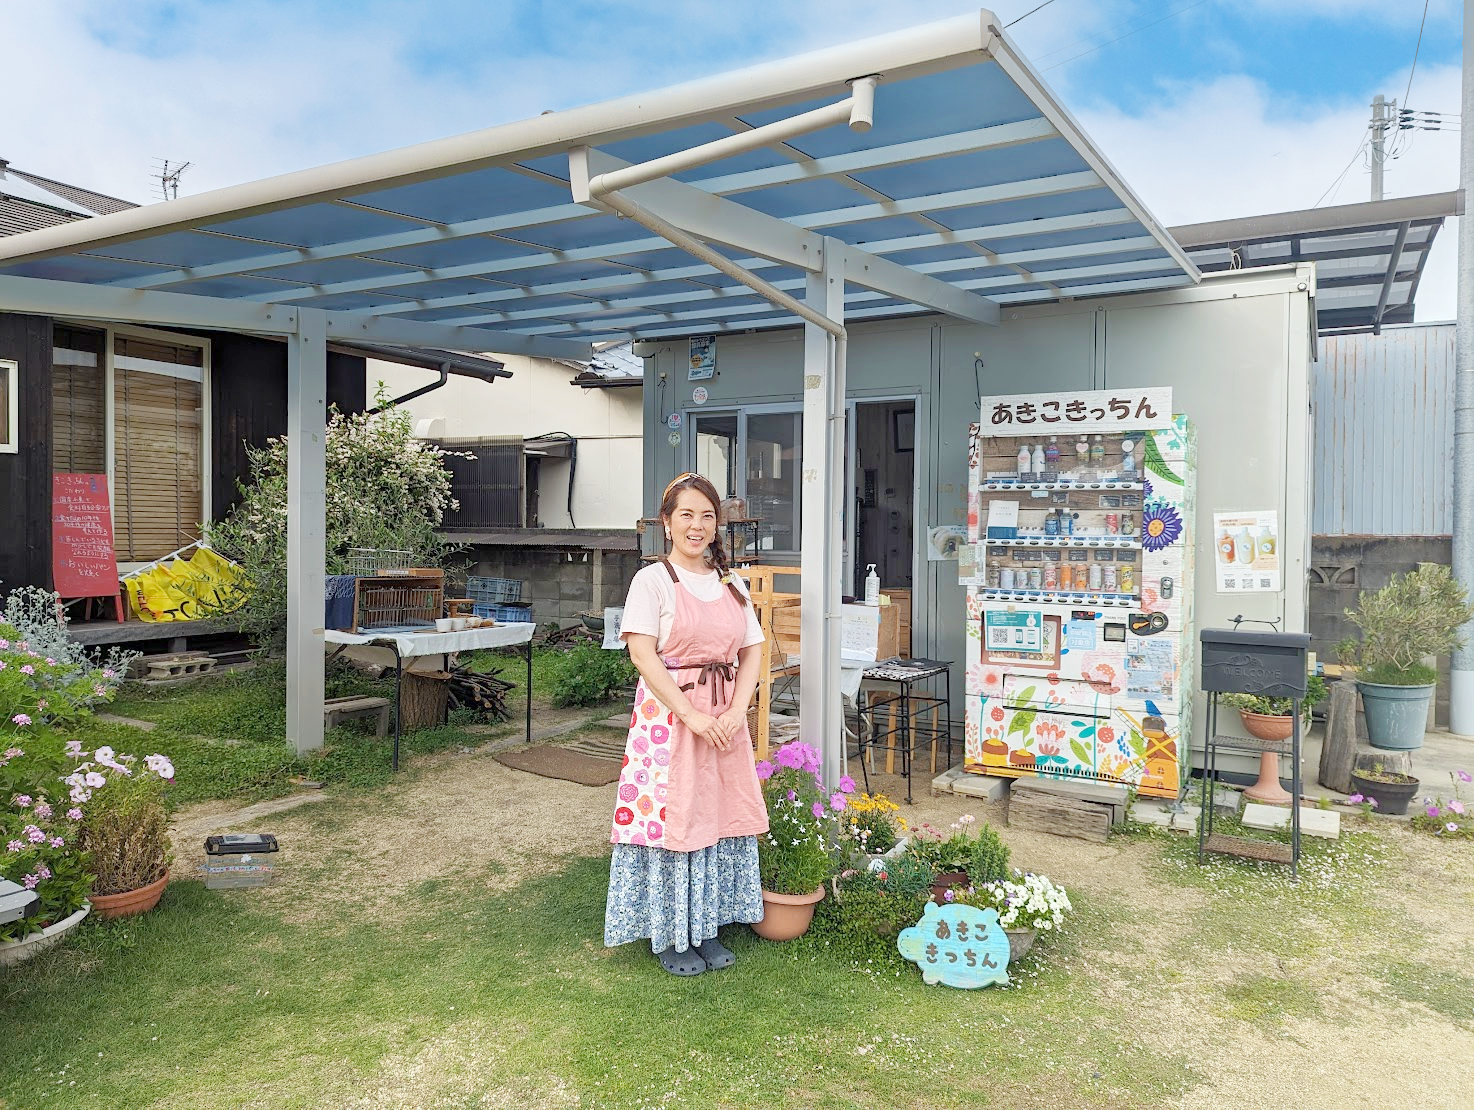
752, 886, 825, 941
1237, 710, 1294, 742
90, 871, 169, 921
929, 870, 970, 904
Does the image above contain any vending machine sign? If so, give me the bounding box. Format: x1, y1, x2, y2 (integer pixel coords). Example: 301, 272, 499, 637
985, 610, 1042, 653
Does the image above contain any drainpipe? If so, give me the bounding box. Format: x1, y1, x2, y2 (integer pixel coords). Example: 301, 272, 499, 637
368, 360, 449, 414
1451, 0, 1474, 735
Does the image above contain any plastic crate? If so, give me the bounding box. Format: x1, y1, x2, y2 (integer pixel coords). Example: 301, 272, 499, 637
466, 576, 524, 604
472, 601, 534, 623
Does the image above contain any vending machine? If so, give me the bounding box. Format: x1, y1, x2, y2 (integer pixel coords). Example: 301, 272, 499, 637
962, 388, 1196, 800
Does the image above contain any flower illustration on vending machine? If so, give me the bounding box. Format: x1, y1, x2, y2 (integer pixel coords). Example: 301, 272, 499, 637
1140, 501, 1183, 552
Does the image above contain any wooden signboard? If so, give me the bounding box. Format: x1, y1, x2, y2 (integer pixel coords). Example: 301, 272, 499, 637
52, 474, 123, 618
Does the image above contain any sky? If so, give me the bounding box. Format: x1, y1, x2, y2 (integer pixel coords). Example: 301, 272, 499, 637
1, 0, 1464, 319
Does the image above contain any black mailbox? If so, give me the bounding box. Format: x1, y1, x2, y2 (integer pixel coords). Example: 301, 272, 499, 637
1199, 629, 1311, 698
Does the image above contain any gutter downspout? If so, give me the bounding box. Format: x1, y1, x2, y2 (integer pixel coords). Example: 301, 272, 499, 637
369, 360, 449, 414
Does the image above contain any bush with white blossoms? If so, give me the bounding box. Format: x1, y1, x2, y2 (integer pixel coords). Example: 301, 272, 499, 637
69, 742, 175, 898
952, 869, 1073, 933
205, 395, 465, 652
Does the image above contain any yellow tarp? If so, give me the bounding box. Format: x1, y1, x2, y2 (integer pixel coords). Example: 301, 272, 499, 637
123, 548, 248, 622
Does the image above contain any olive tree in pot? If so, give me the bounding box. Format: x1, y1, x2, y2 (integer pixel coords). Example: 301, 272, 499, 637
1343, 564, 1474, 751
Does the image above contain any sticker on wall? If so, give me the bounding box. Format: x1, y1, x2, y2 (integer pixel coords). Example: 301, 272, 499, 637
1212, 510, 1280, 593
688, 335, 716, 380
667, 432, 681, 447
667, 412, 682, 430
691, 386, 708, 405
1065, 620, 1098, 652
927, 525, 967, 560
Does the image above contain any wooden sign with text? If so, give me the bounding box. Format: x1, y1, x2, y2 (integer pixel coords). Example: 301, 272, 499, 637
51, 474, 121, 604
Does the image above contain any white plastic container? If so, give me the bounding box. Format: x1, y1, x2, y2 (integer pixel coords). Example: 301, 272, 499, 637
864, 564, 880, 606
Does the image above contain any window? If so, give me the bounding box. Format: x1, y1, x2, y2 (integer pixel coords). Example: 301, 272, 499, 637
52, 327, 105, 473
688, 407, 801, 553
111, 334, 207, 562
0, 358, 16, 455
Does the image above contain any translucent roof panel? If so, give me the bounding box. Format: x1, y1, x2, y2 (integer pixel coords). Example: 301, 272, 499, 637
0, 9, 1197, 348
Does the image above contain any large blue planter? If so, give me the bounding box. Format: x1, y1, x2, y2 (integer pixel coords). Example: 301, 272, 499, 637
1357, 681, 1435, 750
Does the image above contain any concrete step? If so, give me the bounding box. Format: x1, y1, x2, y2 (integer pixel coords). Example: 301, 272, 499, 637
1241, 802, 1340, 840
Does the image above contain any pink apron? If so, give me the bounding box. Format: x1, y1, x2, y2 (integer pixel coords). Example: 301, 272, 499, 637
609, 561, 769, 853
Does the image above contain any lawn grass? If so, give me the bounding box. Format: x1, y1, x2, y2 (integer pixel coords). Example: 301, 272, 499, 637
0, 853, 1198, 1110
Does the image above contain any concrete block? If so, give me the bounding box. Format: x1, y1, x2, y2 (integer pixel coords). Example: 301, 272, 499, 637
1213, 786, 1242, 813
1128, 800, 1175, 828
952, 774, 1010, 803
1170, 804, 1202, 832
931, 766, 967, 796
1240, 803, 1340, 840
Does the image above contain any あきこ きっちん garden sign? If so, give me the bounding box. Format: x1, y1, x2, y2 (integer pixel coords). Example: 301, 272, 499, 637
897, 902, 1011, 988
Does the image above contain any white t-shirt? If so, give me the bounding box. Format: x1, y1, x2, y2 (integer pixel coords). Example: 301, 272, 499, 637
621, 561, 765, 655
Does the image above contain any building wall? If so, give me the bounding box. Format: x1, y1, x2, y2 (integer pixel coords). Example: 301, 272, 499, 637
0, 313, 53, 591
640, 267, 1314, 714
1314, 323, 1453, 537
458, 545, 643, 625
369, 355, 643, 530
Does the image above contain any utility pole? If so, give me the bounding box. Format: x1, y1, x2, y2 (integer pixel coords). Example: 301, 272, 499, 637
1452, 0, 1474, 735
1369, 94, 1394, 202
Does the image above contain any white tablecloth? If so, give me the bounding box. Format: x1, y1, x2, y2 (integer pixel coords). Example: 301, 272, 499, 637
325, 623, 535, 658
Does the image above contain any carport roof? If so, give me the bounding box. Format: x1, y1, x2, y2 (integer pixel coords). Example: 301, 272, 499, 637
0, 9, 1197, 349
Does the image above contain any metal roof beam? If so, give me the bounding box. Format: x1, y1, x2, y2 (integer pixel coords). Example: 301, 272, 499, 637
790, 170, 1102, 230
0, 273, 590, 358
573, 148, 999, 326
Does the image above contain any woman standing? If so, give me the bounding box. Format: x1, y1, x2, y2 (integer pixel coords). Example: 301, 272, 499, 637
603, 473, 769, 975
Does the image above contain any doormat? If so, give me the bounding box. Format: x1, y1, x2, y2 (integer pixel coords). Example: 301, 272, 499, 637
493, 730, 626, 787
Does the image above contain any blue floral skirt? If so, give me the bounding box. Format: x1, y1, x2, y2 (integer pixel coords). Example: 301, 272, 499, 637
604, 836, 763, 953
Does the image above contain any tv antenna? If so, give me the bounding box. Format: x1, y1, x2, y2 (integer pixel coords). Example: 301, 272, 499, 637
151, 158, 191, 201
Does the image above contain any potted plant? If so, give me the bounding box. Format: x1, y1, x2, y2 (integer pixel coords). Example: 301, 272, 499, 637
842, 791, 903, 861
752, 742, 850, 941
1347, 763, 1420, 816
952, 869, 1072, 962
69, 744, 176, 918
1343, 564, 1474, 750
1408, 769, 1472, 838
901, 815, 1011, 902
1221, 675, 1327, 742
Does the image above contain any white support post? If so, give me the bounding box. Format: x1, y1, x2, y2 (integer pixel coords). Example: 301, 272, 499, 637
799, 241, 847, 787
286, 309, 328, 756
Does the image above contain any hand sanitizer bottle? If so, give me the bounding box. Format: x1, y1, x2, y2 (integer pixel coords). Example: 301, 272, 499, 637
1017, 442, 1032, 480
864, 563, 880, 606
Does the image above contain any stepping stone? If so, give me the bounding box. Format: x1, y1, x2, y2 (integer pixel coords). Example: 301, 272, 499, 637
1240, 803, 1340, 840
96, 713, 157, 732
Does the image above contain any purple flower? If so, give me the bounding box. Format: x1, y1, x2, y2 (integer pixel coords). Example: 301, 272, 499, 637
49, 836, 63, 849
754, 760, 774, 781
93, 684, 108, 698
1346, 793, 1363, 804
25, 826, 44, 844
786, 790, 797, 802
811, 801, 825, 819
943, 889, 955, 903
1459, 770, 1472, 783
829, 792, 847, 812
837, 775, 856, 794
5, 840, 22, 853
1368, 798, 1379, 808
33, 803, 51, 820
18, 666, 33, 677
1140, 501, 1183, 552
22, 874, 38, 889
11, 713, 32, 726
1427, 806, 1441, 818
13, 794, 32, 808
36, 865, 50, 881
66, 807, 83, 821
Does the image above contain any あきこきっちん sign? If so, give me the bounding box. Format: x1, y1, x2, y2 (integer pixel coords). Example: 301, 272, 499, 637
897, 902, 1011, 988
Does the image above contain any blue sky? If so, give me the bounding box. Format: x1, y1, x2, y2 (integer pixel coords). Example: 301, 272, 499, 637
3, 0, 1464, 316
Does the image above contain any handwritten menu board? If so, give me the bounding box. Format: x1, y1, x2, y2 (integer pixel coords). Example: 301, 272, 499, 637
52, 474, 119, 598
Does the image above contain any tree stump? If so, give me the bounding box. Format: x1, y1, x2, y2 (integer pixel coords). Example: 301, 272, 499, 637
398, 671, 449, 731
1318, 679, 1357, 794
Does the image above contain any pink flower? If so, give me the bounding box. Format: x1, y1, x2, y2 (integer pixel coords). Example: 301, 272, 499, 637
11, 713, 32, 726
84, 772, 105, 788
22, 874, 39, 889
35, 700, 47, 711
33, 803, 51, 819
1449, 800, 1465, 816
3, 748, 20, 759
5, 840, 22, 852
1447, 823, 1460, 833
18, 665, 33, 676
811, 801, 825, 819
102, 668, 116, 680
754, 760, 774, 780
66, 808, 83, 820
618, 783, 637, 803
13, 794, 32, 808
786, 789, 797, 802
0, 638, 8, 648
837, 775, 856, 794
93, 684, 107, 698
69, 786, 91, 804
49, 836, 63, 849
1346, 793, 1363, 804
64, 741, 84, 758
829, 792, 847, 812
44, 657, 55, 666
1459, 770, 1472, 783
25, 826, 45, 844
1427, 806, 1441, 818
36, 865, 50, 880
1368, 798, 1379, 808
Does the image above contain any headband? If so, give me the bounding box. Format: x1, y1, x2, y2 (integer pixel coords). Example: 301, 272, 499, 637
661, 472, 704, 500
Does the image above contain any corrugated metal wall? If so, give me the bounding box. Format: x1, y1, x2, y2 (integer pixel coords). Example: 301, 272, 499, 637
438, 437, 524, 529
1314, 323, 1455, 537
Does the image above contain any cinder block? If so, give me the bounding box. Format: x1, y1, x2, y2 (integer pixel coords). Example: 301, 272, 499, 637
952, 774, 1010, 803
1240, 803, 1340, 840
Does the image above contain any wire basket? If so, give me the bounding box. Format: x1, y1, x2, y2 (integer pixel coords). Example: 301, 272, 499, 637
347, 548, 414, 576
355, 582, 443, 631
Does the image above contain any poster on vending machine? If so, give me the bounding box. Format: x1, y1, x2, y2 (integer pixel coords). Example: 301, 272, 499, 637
1211, 510, 1279, 593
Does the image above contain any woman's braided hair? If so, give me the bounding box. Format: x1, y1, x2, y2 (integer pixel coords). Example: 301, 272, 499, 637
661, 472, 748, 608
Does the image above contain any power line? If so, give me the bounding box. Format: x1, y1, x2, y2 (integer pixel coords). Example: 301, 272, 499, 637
1006, 0, 1060, 28
1401, 0, 1432, 108
1042, 0, 1213, 73
1311, 128, 1371, 209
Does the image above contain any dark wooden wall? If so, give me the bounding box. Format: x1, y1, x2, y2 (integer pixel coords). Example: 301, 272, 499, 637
0, 313, 54, 592
0, 315, 366, 591
207, 332, 366, 520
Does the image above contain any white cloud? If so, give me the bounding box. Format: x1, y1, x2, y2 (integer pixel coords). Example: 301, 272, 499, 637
1076, 62, 1462, 320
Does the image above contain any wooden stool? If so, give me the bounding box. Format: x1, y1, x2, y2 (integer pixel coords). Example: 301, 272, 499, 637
324, 695, 392, 737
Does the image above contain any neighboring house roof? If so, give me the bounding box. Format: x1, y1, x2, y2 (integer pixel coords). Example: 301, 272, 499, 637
570, 340, 642, 388
0, 160, 138, 236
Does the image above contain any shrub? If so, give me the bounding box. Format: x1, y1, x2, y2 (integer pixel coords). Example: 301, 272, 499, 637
754, 741, 851, 895
548, 643, 637, 707
966, 821, 1012, 885
1344, 564, 1474, 685
71, 744, 174, 896
806, 863, 930, 970
205, 397, 464, 652
0, 736, 93, 941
